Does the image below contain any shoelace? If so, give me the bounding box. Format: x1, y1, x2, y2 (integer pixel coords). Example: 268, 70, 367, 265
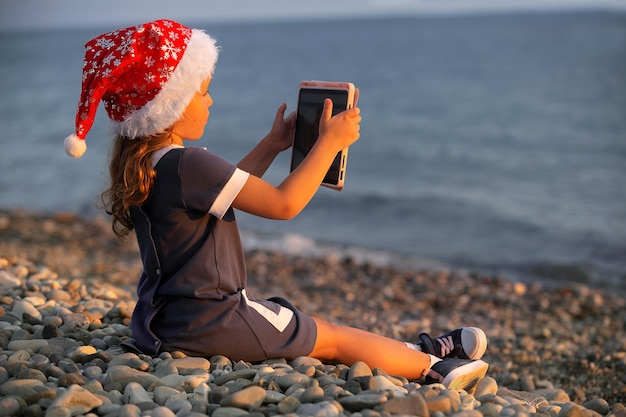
418, 332, 464, 358
435, 335, 461, 358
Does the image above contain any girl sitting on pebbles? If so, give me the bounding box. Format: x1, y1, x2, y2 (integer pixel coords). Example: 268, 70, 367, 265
65, 19, 489, 390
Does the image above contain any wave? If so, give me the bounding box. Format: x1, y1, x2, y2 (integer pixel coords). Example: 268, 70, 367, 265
240, 227, 626, 296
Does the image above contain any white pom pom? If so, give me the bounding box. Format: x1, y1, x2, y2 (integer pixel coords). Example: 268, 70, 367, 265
64, 134, 87, 158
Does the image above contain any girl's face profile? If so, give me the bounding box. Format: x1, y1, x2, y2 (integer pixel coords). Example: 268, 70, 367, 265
172, 77, 213, 141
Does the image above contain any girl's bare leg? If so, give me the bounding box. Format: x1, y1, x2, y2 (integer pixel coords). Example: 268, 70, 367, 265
309, 317, 430, 380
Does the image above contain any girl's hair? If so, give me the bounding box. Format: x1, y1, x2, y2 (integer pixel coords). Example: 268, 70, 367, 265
99, 130, 173, 239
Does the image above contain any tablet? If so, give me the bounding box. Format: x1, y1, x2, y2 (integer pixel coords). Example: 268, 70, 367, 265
290, 81, 358, 191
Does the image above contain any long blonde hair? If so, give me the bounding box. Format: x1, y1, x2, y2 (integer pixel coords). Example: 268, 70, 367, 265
100, 131, 174, 239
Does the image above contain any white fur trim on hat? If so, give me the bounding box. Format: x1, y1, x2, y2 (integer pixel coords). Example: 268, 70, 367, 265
110, 29, 219, 138
64, 134, 87, 158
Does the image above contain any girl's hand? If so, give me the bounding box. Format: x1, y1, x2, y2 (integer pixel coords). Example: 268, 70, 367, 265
236, 103, 295, 178
265, 103, 296, 153
234, 98, 361, 220
317, 98, 361, 152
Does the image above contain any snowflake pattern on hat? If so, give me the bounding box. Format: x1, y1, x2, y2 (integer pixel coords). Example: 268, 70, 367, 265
65, 19, 219, 158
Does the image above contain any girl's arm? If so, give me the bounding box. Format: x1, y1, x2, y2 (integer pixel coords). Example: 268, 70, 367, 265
236, 103, 295, 178
232, 98, 361, 220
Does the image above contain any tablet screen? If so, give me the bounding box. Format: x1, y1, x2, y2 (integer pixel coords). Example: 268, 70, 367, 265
291, 88, 349, 185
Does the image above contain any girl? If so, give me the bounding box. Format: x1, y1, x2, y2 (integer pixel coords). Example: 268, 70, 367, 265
65, 19, 488, 389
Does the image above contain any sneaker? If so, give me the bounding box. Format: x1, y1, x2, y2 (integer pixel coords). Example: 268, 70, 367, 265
418, 327, 487, 360
424, 358, 489, 390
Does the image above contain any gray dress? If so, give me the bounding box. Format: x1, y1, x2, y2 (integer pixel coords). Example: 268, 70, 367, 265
126, 147, 316, 360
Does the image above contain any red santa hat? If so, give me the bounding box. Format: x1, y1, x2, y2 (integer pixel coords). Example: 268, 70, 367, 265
65, 19, 219, 158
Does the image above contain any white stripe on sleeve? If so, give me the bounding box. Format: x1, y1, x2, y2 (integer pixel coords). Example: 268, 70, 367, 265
209, 168, 250, 218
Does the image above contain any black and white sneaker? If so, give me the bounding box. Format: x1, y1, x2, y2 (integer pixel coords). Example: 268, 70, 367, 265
418, 327, 487, 360
424, 358, 489, 390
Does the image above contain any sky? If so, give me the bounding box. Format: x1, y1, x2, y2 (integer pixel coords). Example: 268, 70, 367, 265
1, 0, 625, 31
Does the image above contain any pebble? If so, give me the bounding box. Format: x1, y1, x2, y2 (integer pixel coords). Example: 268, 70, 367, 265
0, 379, 44, 397
339, 393, 388, 412
105, 365, 163, 390
584, 398, 611, 415
277, 395, 300, 414
348, 361, 373, 378
297, 400, 343, 416
382, 392, 430, 416
220, 385, 266, 409
475, 376, 499, 397
10, 300, 42, 321
152, 406, 177, 417
0, 397, 24, 417
46, 384, 104, 415
124, 381, 153, 405
0, 210, 625, 416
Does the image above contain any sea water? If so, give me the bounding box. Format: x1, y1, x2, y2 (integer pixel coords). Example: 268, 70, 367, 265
1, 11, 625, 292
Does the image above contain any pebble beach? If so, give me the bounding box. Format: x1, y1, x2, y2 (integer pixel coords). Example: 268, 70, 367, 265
0, 209, 624, 417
